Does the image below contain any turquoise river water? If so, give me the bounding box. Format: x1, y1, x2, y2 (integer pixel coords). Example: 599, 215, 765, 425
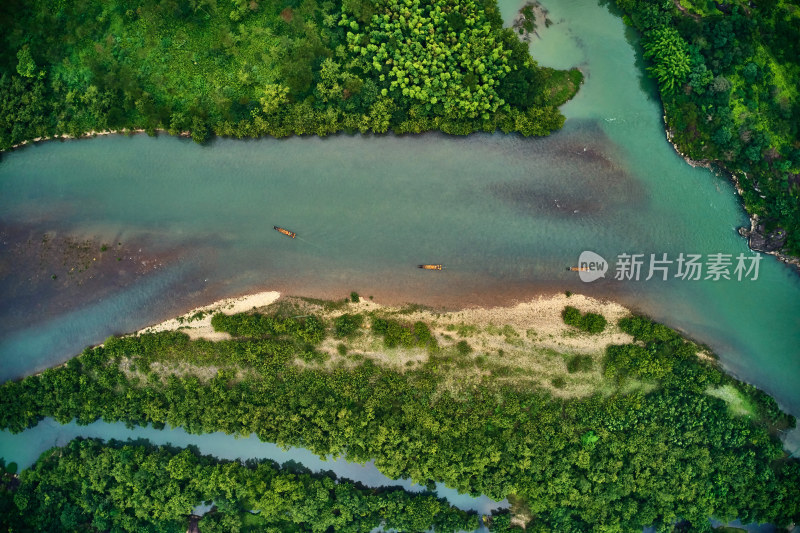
0, 0, 799, 517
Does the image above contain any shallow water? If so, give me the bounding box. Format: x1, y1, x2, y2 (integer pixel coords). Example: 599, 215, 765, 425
0, 418, 506, 514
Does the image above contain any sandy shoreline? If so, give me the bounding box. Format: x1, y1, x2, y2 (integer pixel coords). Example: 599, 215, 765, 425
135, 289, 633, 358
135, 290, 281, 341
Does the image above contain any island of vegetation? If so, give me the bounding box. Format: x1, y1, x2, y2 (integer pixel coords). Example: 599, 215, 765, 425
0, 0, 581, 149
0, 439, 482, 532
1, 293, 797, 531
606, 0, 800, 265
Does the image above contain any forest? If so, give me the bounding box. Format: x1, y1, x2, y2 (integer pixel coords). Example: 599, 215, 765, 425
0, 305, 798, 531
0, 0, 580, 148
608, 0, 800, 257
0, 438, 482, 532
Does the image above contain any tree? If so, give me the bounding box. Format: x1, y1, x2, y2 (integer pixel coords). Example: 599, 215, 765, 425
16, 47, 37, 78
642, 27, 692, 94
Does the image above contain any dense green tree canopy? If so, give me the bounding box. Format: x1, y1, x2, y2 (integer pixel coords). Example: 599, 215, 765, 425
340, 0, 513, 120
0, 0, 579, 148
0, 309, 797, 531
610, 0, 800, 257
3, 438, 479, 532
642, 26, 691, 94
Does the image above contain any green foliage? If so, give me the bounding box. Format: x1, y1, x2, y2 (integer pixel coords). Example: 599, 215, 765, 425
371, 316, 438, 350
561, 306, 607, 334
334, 313, 364, 338
0, 311, 798, 531
612, 0, 800, 257
487, 510, 524, 532
455, 340, 473, 355
341, 0, 510, 120
618, 315, 678, 342
642, 26, 692, 94
562, 305, 581, 325
605, 343, 674, 380
566, 354, 593, 373
349, 291, 360, 303
0, 0, 578, 150
9, 438, 478, 532
15, 47, 37, 79
580, 430, 600, 450
211, 312, 325, 344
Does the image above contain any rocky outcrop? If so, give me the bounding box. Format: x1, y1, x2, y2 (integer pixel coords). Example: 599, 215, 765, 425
738, 217, 800, 272
665, 125, 800, 274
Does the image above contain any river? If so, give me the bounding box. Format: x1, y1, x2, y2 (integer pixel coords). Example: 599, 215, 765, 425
0, 0, 799, 519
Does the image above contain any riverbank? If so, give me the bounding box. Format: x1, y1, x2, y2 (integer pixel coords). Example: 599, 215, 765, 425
139, 290, 630, 348
7, 128, 190, 152
3, 288, 797, 531
665, 125, 800, 274
136, 290, 281, 341
129, 289, 698, 399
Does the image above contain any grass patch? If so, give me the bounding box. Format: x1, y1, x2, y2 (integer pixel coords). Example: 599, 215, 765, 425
566, 354, 593, 373
446, 323, 479, 337
706, 384, 756, 417
455, 340, 473, 356
334, 313, 364, 338
542, 67, 584, 107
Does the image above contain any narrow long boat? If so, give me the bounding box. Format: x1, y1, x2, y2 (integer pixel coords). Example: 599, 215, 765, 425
418, 264, 443, 270
567, 266, 589, 271
274, 226, 296, 238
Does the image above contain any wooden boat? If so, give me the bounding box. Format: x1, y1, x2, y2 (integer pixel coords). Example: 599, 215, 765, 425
418, 264, 443, 270
274, 226, 296, 238
567, 266, 589, 272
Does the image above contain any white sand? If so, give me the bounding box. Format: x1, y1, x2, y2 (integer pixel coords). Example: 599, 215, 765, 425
432, 293, 632, 354
136, 290, 281, 341
137, 290, 630, 354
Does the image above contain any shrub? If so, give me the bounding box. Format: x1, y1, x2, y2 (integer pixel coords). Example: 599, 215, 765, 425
562, 306, 582, 326
618, 316, 676, 342
455, 340, 473, 355
334, 313, 364, 338
551, 377, 566, 389
371, 317, 438, 350
604, 343, 672, 380
582, 312, 607, 334
371, 317, 389, 335
211, 312, 325, 344
562, 306, 607, 334
567, 354, 593, 373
